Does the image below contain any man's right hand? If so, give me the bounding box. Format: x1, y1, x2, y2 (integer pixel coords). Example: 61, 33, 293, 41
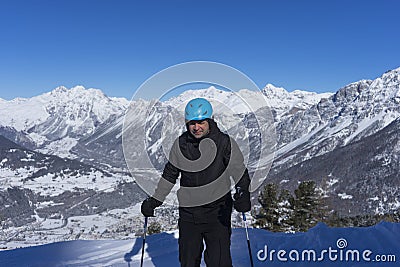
141, 197, 163, 217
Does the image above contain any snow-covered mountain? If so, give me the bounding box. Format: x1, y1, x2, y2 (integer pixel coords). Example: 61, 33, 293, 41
262, 84, 333, 120
0, 84, 327, 146
73, 84, 330, 168
268, 117, 400, 215
0, 85, 128, 156
78, 68, 399, 192
1, 67, 400, 250
274, 68, 400, 167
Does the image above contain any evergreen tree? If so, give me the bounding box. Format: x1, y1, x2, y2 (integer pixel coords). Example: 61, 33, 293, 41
292, 181, 319, 232
277, 188, 295, 232
254, 183, 280, 231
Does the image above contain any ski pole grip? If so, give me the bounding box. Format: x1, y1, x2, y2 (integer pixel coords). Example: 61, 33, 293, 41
242, 212, 246, 221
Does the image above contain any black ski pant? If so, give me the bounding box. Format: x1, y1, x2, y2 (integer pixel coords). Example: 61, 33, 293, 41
178, 219, 233, 267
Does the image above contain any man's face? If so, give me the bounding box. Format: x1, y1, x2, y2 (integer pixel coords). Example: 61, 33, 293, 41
187, 120, 210, 139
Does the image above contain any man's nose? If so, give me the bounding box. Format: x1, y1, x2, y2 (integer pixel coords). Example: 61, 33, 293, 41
193, 123, 201, 130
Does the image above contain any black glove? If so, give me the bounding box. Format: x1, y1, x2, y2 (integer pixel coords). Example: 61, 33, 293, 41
233, 187, 251, 212
141, 197, 162, 217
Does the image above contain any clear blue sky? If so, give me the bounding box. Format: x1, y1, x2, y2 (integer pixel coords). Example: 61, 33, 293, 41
1, 0, 399, 100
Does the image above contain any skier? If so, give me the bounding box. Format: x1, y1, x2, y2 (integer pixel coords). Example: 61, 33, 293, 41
141, 97, 251, 267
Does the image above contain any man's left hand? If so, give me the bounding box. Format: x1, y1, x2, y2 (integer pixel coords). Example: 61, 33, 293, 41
233, 187, 251, 212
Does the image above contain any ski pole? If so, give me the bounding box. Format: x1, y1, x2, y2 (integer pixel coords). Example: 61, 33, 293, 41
140, 217, 148, 267
242, 212, 254, 267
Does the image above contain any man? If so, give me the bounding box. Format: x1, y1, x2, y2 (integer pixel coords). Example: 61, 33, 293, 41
141, 97, 251, 267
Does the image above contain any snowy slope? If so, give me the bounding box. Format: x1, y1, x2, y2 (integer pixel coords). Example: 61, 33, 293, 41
1, 222, 399, 267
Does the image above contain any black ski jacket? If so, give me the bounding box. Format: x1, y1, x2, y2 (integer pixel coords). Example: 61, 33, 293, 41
155, 119, 251, 224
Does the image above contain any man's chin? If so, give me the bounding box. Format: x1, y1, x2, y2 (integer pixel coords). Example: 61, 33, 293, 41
192, 133, 204, 138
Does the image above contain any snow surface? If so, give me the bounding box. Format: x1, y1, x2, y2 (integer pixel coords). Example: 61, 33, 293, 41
1, 222, 399, 267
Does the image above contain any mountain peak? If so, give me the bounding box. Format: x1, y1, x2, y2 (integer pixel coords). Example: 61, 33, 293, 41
0, 85, 128, 144
51, 86, 69, 94
262, 83, 289, 95
49, 85, 106, 99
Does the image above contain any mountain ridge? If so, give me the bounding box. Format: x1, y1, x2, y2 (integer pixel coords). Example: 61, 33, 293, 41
0, 67, 399, 249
